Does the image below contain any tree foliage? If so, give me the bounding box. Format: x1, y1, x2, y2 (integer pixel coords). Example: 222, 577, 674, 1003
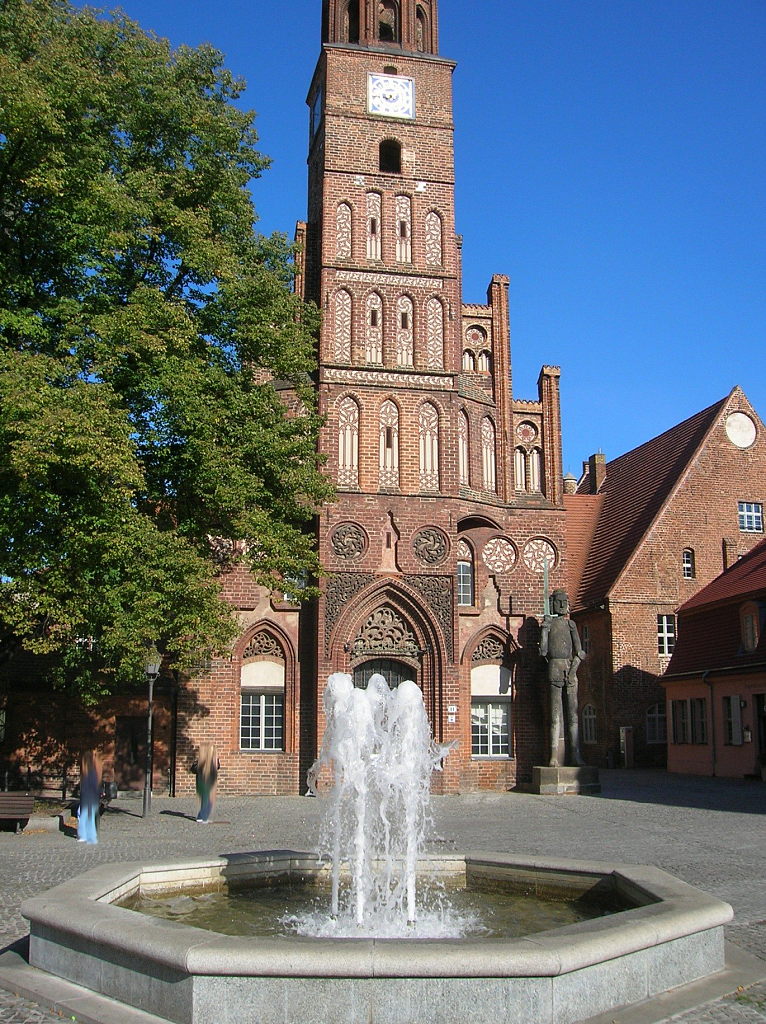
0, 0, 332, 694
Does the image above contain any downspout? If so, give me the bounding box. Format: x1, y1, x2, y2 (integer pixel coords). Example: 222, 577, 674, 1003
703, 671, 716, 778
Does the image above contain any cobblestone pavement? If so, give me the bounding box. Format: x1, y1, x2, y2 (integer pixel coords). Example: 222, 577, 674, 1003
0, 769, 764, 1022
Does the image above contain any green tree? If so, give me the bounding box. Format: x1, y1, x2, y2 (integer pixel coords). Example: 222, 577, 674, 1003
0, 0, 332, 695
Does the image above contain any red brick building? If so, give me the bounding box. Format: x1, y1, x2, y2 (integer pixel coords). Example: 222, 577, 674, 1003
185, 0, 570, 796
565, 389, 766, 769
3, 3, 765, 799
663, 537, 766, 779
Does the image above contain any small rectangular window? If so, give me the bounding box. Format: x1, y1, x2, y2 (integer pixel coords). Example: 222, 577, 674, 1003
738, 502, 764, 533
471, 700, 510, 757
370, 309, 378, 327
723, 695, 743, 745
456, 561, 474, 606
401, 312, 409, 329
657, 614, 676, 656
671, 698, 689, 744
690, 697, 707, 744
370, 218, 378, 236
682, 549, 695, 579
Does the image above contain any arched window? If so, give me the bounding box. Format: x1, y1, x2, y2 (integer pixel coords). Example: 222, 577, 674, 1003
529, 448, 542, 493
456, 540, 474, 606
240, 631, 286, 752
379, 399, 399, 490
458, 410, 470, 486
462, 349, 476, 371
682, 548, 696, 579
379, 139, 401, 174
477, 350, 491, 372
419, 402, 440, 492
366, 192, 381, 260
365, 292, 383, 363
415, 5, 428, 51
395, 195, 412, 263
333, 289, 352, 362
396, 295, 413, 366
344, 0, 360, 43
581, 704, 597, 745
337, 396, 360, 488
425, 210, 442, 265
336, 202, 352, 259
378, 0, 399, 42
425, 297, 444, 369
514, 447, 526, 491
481, 417, 497, 493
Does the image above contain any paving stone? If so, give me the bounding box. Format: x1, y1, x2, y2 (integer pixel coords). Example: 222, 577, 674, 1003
0, 770, 764, 1023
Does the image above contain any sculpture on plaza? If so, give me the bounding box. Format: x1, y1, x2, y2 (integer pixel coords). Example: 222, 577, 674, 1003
539, 589, 585, 767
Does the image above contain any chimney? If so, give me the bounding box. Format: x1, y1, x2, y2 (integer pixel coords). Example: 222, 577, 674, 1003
587, 453, 606, 494
722, 537, 738, 571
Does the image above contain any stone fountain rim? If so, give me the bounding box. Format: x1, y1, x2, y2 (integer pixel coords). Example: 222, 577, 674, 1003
21, 850, 732, 980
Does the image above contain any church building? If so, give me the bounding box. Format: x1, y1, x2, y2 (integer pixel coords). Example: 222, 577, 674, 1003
179, 0, 569, 795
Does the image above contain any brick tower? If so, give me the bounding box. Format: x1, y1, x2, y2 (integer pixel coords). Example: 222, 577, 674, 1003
297, 0, 568, 792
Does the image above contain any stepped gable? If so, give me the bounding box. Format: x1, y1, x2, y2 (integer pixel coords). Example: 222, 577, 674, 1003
574, 394, 729, 610
665, 537, 766, 676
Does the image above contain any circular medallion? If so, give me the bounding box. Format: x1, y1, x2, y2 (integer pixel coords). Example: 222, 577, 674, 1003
330, 523, 368, 561
412, 527, 449, 566
516, 421, 538, 444
466, 327, 484, 346
725, 412, 757, 450
482, 537, 518, 573
523, 538, 557, 573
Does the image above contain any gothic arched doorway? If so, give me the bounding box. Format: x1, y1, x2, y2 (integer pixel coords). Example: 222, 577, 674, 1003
353, 658, 416, 690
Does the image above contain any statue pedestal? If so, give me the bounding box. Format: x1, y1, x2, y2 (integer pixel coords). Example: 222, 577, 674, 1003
528, 765, 601, 796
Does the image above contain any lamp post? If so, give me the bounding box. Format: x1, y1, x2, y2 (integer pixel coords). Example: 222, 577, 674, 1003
142, 644, 161, 818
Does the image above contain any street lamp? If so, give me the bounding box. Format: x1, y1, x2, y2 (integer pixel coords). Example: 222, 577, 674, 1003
142, 644, 162, 818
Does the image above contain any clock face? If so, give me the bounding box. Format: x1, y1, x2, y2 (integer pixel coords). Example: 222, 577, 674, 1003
368, 74, 415, 119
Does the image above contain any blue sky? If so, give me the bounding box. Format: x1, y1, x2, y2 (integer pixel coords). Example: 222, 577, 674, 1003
75, 0, 765, 475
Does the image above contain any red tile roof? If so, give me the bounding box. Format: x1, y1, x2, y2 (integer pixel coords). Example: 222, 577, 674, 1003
563, 494, 602, 604
664, 538, 766, 677
572, 395, 730, 609
678, 536, 766, 613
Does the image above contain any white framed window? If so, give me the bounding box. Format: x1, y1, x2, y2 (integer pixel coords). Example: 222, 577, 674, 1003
581, 704, 597, 744
723, 695, 743, 745
682, 548, 695, 579
738, 501, 763, 533
657, 614, 676, 656
646, 702, 667, 744
456, 540, 474, 606
471, 700, 510, 757
240, 692, 284, 751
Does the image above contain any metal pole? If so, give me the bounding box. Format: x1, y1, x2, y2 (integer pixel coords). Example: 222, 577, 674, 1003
142, 673, 156, 817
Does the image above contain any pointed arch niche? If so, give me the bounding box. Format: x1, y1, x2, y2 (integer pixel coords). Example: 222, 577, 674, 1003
467, 631, 513, 759
328, 579, 447, 731
337, 395, 360, 487
238, 625, 296, 754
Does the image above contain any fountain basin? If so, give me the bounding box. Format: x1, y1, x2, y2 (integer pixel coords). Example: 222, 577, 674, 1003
22, 850, 732, 1024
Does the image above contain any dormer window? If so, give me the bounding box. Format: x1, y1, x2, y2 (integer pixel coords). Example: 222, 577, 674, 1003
741, 602, 762, 652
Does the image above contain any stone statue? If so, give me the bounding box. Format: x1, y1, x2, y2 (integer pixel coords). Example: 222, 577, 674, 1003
539, 589, 585, 767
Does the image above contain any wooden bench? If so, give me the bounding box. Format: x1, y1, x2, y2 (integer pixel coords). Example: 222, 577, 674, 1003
0, 792, 34, 832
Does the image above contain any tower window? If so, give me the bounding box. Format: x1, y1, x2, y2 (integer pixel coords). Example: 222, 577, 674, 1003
378, 0, 399, 43
345, 0, 360, 43
379, 140, 401, 174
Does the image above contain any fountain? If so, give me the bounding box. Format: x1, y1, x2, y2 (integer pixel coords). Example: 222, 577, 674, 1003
21, 671, 733, 1024
304, 671, 455, 933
